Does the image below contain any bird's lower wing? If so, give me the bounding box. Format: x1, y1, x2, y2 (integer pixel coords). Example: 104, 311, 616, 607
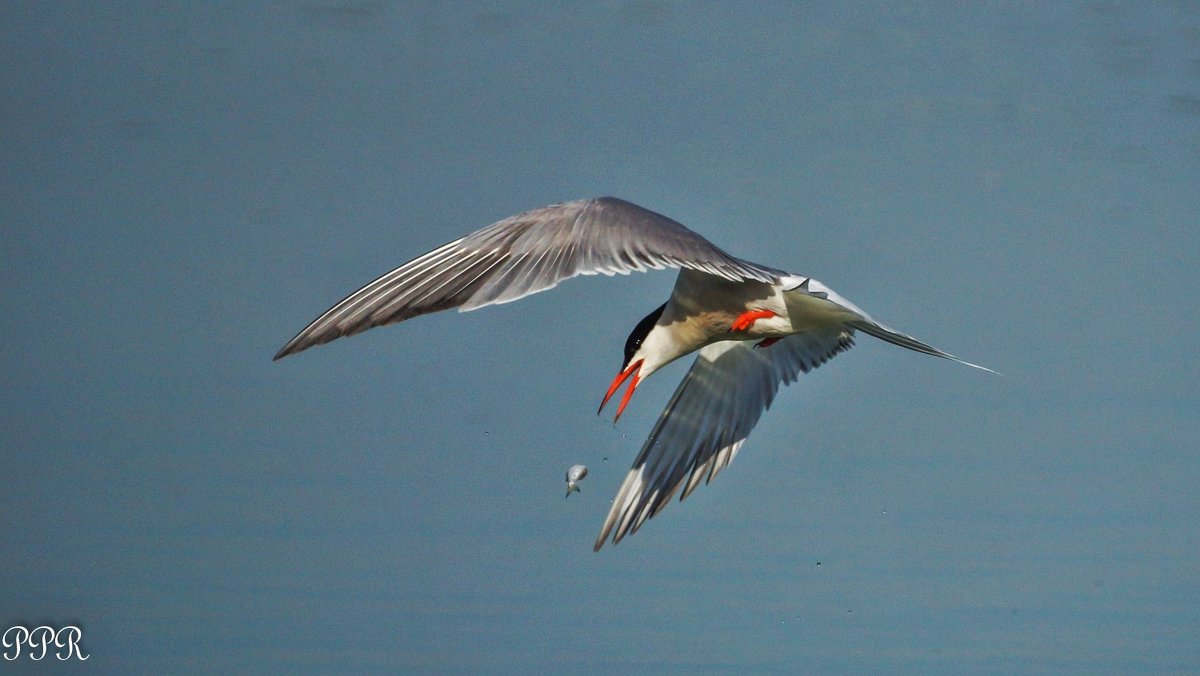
594, 329, 855, 550
274, 197, 781, 359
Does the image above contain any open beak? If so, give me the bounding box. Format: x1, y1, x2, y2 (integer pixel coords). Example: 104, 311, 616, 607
598, 359, 643, 423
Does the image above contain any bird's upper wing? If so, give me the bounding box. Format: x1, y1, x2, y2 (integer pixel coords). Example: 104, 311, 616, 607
275, 197, 782, 359
595, 329, 855, 550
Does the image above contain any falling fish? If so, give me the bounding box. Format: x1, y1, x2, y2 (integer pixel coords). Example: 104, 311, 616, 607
565, 464, 588, 497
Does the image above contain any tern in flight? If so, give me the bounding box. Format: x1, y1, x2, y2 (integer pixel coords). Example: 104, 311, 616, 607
274, 197, 993, 550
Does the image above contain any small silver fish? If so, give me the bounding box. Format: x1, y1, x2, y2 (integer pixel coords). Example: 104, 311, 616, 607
565, 464, 588, 498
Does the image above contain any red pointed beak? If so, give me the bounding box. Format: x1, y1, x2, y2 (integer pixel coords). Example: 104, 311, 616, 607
598, 359, 643, 423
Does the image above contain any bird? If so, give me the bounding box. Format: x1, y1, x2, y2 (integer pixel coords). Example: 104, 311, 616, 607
273, 196, 994, 551
565, 464, 588, 497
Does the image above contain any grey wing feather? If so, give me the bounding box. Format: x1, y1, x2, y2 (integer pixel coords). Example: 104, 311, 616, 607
275, 197, 780, 359
594, 329, 855, 551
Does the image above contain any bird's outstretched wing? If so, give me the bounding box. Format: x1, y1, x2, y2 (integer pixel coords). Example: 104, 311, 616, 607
595, 329, 855, 550
275, 197, 781, 359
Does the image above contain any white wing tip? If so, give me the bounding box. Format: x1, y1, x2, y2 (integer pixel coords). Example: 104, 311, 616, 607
950, 356, 1002, 376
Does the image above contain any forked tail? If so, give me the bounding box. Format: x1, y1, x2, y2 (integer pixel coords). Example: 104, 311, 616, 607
848, 320, 999, 375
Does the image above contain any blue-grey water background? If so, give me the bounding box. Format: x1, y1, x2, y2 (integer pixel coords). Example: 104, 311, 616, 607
2, 2, 1198, 673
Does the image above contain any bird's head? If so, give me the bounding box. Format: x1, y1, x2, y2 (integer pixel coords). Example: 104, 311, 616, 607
598, 302, 668, 422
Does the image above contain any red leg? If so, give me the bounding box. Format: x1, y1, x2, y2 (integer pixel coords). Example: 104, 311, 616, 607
730, 309, 777, 332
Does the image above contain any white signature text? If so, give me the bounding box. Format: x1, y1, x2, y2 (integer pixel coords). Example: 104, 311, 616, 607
3, 625, 89, 661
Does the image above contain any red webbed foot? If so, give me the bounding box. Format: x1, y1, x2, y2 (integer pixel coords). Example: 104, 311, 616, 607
730, 309, 777, 332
